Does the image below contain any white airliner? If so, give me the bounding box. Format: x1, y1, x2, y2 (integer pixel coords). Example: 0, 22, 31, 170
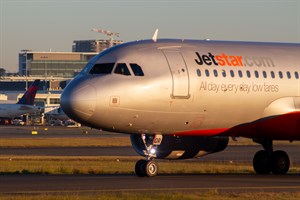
45, 106, 69, 121
0, 80, 40, 119
60, 36, 300, 177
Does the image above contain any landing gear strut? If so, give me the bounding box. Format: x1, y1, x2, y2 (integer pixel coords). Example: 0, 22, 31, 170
253, 139, 290, 174
135, 134, 162, 177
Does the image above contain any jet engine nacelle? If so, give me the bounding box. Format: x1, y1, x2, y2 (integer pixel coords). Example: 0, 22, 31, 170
130, 135, 229, 159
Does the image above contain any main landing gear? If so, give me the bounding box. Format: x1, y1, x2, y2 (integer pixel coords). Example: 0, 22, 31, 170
253, 139, 290, 174
135, 134, 162, 177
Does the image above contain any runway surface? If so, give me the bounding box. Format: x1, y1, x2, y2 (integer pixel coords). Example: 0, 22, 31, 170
1, 174, 300, 194
0, 125, 124, 138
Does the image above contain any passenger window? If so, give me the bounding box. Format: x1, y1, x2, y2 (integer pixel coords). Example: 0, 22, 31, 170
89, 63, 115, 74
262, 71, 267, 78
271, 71, 275, 78
114, 63, 131, 76
254, 71, 259, 78
205, 69, 210, 77
238, 70, 243, 78
287, 71, 291, 79
222, 70, 226, 77
295, 72, 299, 79
230, 70, 234, 78
130, 63, 144, 76
279, 71, 283, 79
246, 70, 251, 78
213, 70, 218, 77
196, 69, 201, 77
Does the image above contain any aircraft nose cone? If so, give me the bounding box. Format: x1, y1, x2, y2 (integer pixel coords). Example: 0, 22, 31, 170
61, 83, 96, 122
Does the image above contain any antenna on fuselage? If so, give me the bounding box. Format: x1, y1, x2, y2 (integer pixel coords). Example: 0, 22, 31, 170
152, 29, 159, 42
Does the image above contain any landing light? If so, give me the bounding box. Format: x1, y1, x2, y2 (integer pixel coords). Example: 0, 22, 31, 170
150, 148, 156, 154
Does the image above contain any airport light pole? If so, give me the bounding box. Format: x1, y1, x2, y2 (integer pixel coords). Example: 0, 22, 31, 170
40, 55, 48, 92
21, 49, 32, 90
21, 49, 32, 125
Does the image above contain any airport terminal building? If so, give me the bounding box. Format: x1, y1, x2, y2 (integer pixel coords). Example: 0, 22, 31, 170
19, 52, 97, 78
18, 39, 123, 78
73, 39, 123, 52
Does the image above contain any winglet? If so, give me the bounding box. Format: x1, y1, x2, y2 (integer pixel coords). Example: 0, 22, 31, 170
17, 80, 40, 105
152, 29, 159, 42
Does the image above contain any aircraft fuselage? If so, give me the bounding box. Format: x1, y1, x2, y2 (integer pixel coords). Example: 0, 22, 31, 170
61, 39, 300, 140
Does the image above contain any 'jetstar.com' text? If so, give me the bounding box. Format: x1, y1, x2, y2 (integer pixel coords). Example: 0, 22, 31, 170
195, 52, 275, 67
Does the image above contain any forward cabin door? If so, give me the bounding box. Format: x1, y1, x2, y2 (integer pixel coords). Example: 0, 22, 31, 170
163, 49, 190, 99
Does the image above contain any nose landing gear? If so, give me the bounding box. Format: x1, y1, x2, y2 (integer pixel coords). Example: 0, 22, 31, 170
134, 134, 162, 177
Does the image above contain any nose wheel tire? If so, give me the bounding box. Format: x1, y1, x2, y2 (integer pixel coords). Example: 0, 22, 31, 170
135, 159, 158, 177
145, 160, 158, 177
135, 160, 147, 177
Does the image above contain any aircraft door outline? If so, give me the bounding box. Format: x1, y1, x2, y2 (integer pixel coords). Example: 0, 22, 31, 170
162, 50, 190, 99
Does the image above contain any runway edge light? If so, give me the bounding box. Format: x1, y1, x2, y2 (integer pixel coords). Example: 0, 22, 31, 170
31, 130, 38, 135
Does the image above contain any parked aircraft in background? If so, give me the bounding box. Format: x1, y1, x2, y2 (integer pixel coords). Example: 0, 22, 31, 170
61, 36, 300, 177
0, 80, 41, 119
45, 106, 80, 127
45, 106, 69, 121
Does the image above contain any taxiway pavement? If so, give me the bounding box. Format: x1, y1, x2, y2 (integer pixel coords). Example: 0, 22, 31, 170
1, 174, 300, 194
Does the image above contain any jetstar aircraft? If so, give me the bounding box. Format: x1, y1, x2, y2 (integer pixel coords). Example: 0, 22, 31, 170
60, 34, 300, 177
0, 80, 40, 119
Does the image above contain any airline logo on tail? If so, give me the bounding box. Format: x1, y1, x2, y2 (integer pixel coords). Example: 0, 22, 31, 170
17, 80, 40, 105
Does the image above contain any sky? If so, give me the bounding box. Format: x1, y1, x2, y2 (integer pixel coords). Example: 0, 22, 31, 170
0, 0, 299, 72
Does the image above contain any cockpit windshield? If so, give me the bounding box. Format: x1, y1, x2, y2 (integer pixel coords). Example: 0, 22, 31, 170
89, 63, 115, 74
130, 64, 144, 76
114, 63, 131, 76
86, 61, 145, 77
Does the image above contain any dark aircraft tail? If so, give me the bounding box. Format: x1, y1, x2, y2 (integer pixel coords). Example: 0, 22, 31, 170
17, 80, 40, 105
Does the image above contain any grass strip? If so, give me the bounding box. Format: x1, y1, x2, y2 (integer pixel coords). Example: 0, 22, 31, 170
1, 191, 300, 200
0, 137, 299, 148
0, 156, 300, 175
0, 137, 131, 147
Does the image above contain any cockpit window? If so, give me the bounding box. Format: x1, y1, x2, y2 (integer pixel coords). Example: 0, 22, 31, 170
130, 63, 144, 76
114, 63, 131, 76
89, 63, 115, 74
